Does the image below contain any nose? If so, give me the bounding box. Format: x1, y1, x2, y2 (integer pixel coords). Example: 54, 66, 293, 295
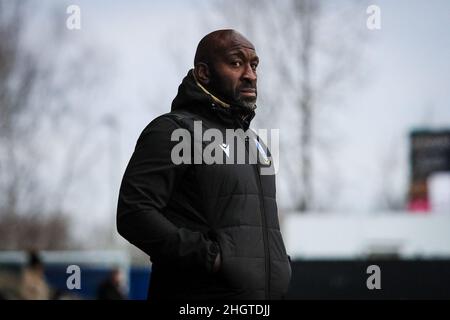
242, 63, 257, 83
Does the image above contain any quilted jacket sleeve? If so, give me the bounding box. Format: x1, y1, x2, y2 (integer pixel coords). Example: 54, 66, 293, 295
116, 116, 219, 273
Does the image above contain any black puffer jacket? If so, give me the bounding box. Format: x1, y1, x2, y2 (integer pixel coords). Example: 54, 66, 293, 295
117, 70, 291, 300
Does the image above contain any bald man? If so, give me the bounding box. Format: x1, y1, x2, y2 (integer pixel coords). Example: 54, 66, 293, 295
117, 30, 291, 300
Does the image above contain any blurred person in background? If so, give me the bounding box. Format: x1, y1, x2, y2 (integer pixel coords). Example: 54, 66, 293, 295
96, 268, 127, 300
20, 250, 50, 300
117, 29, 291, 300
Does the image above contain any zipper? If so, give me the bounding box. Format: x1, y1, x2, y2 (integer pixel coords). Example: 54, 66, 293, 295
244, 134, 271, 299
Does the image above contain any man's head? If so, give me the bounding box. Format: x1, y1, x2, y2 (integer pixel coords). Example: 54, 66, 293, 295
193, 29, 258, 111
27, 250, 44, 272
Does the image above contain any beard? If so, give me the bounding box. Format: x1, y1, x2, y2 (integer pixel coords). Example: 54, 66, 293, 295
234, 85, 257, 112
237, 95, 257, 112
208, 72, 257, 112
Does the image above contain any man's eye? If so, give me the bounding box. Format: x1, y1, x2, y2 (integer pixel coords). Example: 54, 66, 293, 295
232, 61, 242, 67
251, 64, 258, 71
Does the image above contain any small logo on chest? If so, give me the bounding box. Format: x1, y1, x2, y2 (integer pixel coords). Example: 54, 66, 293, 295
255, 139, 271, 165
219, 143, 230, 158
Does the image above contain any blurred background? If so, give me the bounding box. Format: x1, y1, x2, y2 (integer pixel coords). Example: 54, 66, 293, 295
0, 0, 449, 299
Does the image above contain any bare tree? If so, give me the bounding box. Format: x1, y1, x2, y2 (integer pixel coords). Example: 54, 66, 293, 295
374, 136, 408, 211
0, 1, 38, 215
0, 1, 112, 249
208, 0, 366, 211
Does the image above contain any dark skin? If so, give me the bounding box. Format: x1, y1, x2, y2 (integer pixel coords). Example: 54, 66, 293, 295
194, 30, 259, 111
193, 30, 259, 272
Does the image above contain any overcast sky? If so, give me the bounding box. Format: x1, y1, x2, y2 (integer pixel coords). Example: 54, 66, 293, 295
31, 0, 450, 244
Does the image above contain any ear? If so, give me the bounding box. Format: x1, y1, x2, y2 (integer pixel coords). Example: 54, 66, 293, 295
194, 63, 210, 85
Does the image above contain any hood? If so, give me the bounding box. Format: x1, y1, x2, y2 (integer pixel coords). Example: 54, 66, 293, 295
171, 69, 256, 130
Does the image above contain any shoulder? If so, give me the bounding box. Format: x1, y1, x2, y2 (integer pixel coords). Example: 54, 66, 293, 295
145, 110, 197, 130
142, 110, 200, 136
134, 112, 194, 149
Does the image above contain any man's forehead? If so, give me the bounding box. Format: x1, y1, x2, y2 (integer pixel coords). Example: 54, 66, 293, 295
194, 30, 257, 64
224, 46, 258, 62
227, 44, 256, 53
217, 41, 257, 60
218, 33, 255, 51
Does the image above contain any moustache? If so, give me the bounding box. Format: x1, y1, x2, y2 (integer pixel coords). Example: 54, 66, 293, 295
238, 85, 257, 91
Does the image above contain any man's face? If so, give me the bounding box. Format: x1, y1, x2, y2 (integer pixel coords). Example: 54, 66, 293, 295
208, 35, 259, 110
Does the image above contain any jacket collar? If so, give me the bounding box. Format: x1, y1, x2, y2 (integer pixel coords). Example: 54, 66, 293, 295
171, 69, 256, 130
192, 72, 231, 109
